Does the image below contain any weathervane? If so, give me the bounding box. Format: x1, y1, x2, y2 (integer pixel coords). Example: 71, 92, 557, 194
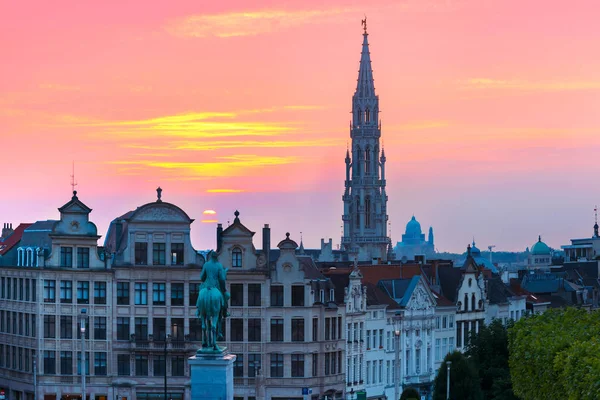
70, 161, 78, 194
595, 205, 598, 225
361, 16, 367, 33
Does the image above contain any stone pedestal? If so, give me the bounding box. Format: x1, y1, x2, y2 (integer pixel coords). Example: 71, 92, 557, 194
188, 352, 236, 400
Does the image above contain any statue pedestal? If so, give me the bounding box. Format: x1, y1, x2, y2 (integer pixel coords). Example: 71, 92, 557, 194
188, 352, 236, 400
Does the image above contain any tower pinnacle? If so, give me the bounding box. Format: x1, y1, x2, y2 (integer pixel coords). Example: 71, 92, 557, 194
355, 25, 376, 98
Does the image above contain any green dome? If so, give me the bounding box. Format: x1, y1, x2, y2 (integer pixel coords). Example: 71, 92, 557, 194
531, 236, 551, 255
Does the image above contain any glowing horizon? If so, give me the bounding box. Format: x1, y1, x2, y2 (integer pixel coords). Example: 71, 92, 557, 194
1, 0, 599, 252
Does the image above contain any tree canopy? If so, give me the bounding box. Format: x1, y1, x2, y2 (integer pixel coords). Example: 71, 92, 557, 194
400, 387, 420, 400
509, 308, 600, 400
433, 351, 482, 400
465, 319, 518, 400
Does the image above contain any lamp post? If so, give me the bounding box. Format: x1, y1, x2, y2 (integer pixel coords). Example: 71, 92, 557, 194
80, 309, 87, 400
164, 333, 171, 400
446, 361, 452, 400
394, 317, 401, 400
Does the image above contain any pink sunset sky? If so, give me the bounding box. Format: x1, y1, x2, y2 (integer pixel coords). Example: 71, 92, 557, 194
1, 0, 599, 253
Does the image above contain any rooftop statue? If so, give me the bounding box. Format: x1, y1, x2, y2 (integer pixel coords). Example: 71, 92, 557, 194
196, 251, 230, 353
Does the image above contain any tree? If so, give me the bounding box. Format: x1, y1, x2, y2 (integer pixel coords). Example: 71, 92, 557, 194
400, 387, 420, 400
465, 319, 518, 400
433, 351, 482, 400
509, 308, 600, 400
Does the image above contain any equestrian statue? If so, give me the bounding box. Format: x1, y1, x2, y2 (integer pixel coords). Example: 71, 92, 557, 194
195, 251, 230, 354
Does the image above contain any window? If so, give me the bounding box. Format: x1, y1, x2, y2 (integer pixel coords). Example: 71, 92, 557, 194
172, 356, 185, 376
270, 286, 283, 306
248, 283, 261, 306
94, 317, 106, 340
135, 355, 148, 376
248, 319, 261, 342
248, 354, 261, 377
230, 319, 243, 341
171, 283, 184, 306
435, 338, 441, 361
189, 318, 202, 341
442, 338, 448, 357
291, 318, 304, 342
189, 282, 200, 306
171, 243, 184, 265
117, 317, 130, 340
152, 243, 166, 265
232, 247, 242, 267
117, 282, 130, 305
312, 318, 318, 341
94, 352, 107, 375
325, 353, 330, 375
60, 247, 73, 267
153, 318, 166, 341
153, 355, 166, 376
312, 354, 318, 377
171, 318, 184, 341
77, 281, 89, 304
270, 353, 283, 377
94, 282, 107, 304
134, 282, 147, 305
366, 361, 371, 384
44, 351, 56, 374
449, 315, 454, 328
77, 247, 90, 268
449, 337, 454, 353
117, 354, 130, 376
77, 351, 90, 375
60, 351, 73, 375
291, 285, 304, 306
270, 319, 283, 342
442, 316, 447, 329
153, 283, 166, 305
43, 280, 55, 303
291, 354, 305, 377
472, 293, 476, 311
230, 283, 243, 306
60, 316, 73, 339
44, 315, 55, 338
135, 317, 148, 340
32, 278, 36, 302
60, 280, 72, 303
135, 242, 148, 265
325, 318, 331, 341
233, 354, 243, 377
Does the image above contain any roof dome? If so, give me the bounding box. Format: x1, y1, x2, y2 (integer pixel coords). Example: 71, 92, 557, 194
531, 235, 551, 255
405, 216, 422, 237
471, 241, 481, 256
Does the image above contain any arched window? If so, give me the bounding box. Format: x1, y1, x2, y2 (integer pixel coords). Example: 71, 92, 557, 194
365, 108, 370, 123
365, 197, 371, 228
365, 147, 371, 175
354, 146, 361, 176
464, 293, 469, 311
357, 109, 362, 124
232, 247, 242, 268
355, 197, 360, 226
471, 293, 476, 310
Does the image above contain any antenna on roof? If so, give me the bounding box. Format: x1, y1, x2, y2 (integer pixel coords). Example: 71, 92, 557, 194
70, 161, 78, 194
595, 205, 598, 225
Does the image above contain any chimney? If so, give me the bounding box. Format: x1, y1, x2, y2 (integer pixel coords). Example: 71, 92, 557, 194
321, 238, 325, 249
262, 224, 271, 268
216, 223, 223, 253
2, 223, 14, 240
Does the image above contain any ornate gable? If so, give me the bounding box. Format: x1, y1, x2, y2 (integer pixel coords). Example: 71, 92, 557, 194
130, 203, 192, 223
221, 210, 255, 237
406, 278, 437, 311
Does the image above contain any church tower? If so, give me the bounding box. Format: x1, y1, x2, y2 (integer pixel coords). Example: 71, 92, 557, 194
342, 21, 390, 261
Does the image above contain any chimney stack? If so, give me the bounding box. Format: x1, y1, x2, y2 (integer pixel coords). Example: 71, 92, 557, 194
1, 223, 14, 240
216, 223, 223, 253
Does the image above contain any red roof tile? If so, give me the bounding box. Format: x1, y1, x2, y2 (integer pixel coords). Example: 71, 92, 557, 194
0, 223, 33, 256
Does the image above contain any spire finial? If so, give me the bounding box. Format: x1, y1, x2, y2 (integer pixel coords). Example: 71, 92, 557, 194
595, 205, 598, 225
538, 235, 542, 242
156, 187, 162, 202
467, 243, 472, 256
234, 210, 240, 223
70, 161, 78, 195
361, 15, 367, 33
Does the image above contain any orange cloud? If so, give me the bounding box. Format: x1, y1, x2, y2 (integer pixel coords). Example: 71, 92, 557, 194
203, 209, 217, 215
201, 219, 219, 224
206, 189, 245, 193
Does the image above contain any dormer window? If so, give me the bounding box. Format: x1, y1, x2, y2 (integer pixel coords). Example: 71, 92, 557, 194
320, 289, 325, 303
77, 248, 89, 269
135, 242, 148, 265
232, 247, 243, 268
171, 243, 184, 265
60, 247, 73, 268
153, 243, 166, 265
329, 289, 335, 302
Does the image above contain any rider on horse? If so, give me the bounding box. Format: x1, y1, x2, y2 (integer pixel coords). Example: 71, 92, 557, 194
197, 251, 229, 352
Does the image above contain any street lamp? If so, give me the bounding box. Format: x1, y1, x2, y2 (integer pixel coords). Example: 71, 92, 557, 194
79, 309, 87, 400
394, 315, 401, 400
446, 361, 452, 400
164, 333, 172, 400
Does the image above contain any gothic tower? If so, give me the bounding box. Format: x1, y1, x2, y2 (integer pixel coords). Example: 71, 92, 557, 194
342, 22, 390, 261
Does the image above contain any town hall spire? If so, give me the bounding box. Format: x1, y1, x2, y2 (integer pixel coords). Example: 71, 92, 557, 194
342, 21, 391, 262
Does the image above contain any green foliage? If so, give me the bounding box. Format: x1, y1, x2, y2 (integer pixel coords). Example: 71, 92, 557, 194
400, 387, 420, 400
508, 308, 600, 400
433, 351, 482, 400
465, 319, 518, 400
